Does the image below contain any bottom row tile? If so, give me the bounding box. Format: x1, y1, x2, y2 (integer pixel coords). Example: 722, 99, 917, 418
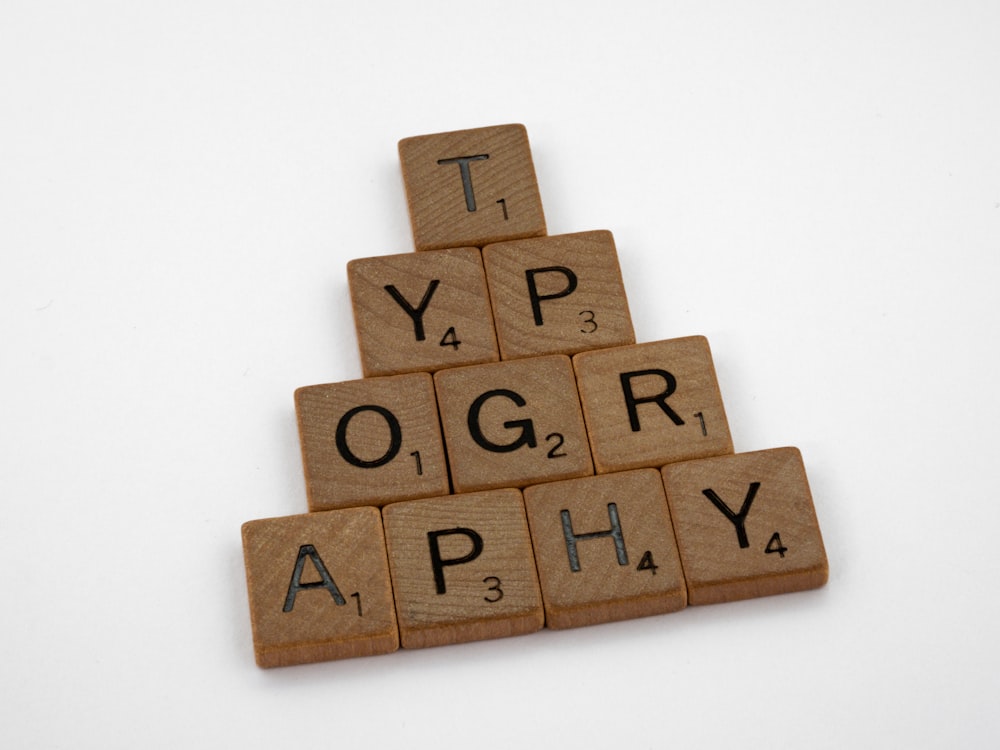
241, 447, 828, 668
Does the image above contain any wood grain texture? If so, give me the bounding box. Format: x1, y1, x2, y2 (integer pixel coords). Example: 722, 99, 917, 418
399, 124, 546, 251
433, 355, 594, 493
295, 373, 450, 511
660, 447, 828, 605
381, 489, 544, 649
523, 469, 687, 630
241, 508, 399, 667
482, 230, 635, 360
573, 336, 734, 473
348, 246, 499, 376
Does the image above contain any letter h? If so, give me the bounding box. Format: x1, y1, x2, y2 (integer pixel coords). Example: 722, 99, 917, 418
560, 503, 628, 573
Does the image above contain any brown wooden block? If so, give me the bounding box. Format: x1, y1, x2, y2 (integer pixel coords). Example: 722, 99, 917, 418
482, 230, 636, 360
399, 124, 546, 251
295, 372, 450, 511
573, 336, 734, 473
347, 246, 499, 377
660, 447, 829, 605
434, 355, 593, 493
241, 507, 398, 667
382, 489, 544, 649
523, 470, 687, 630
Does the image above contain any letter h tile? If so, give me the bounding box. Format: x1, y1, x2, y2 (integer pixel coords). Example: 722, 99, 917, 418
523, 469, 686, 629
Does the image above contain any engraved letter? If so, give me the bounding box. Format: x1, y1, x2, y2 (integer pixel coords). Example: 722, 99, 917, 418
437, 154, 490, 211
560, 503, 629, 572
335, 404, 403, 468
702, 482, 760, 549
284, 544, 347, 612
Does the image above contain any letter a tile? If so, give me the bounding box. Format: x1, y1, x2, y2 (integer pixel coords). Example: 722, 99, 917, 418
241, 507, 399, 667
399, 124, 547, 251
295, 373, 450, 511
523, 470, 686, 629
573, 337, 734, 473
660, 447, 829, 605
482, 230, 636, 360
382, 490, 544, 649
348, 247, 500, 377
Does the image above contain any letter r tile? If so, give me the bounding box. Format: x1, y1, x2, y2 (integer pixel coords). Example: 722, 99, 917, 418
660, 447, 829, 605
573, 337, 734, 473
295, 373, 450, 511
241, 507, 399, 667
523, 469, 687, 630
381, 489, 544, 649
347, 247, 499, 377
399, 124, 547, 251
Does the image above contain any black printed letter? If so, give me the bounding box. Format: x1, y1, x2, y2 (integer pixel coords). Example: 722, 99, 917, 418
467, 389, 538, 453
619, 369, 685, 431
383, 280, 440, 341
437, 154, 489, 211
427, 528, 484, 594
525, 266, 579, 326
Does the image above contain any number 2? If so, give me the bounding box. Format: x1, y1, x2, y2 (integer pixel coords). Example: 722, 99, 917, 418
545, 432, 566, 458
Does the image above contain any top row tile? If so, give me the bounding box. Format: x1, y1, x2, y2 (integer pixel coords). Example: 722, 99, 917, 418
399, 124, 547, 251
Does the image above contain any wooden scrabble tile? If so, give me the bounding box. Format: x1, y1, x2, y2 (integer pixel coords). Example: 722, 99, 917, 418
399, 124, 546, 251
573, 337, 734, 473
523, 469, 687, 630
295, 372, 450, 511
482, 230, 636, 360
381, 489, 544, 649
347, 246, 499, 377
241, 507, 398, 667
434, 355, 593, 493
660, 447, 828, 605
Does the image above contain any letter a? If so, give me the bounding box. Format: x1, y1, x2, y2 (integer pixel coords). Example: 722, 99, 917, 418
283, 544, 347, 612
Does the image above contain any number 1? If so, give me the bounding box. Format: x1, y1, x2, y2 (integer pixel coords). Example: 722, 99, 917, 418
694, 411, 707, 436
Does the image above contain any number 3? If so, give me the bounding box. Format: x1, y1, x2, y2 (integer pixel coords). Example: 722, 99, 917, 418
579, 310, 598, 333
483, 576, 504, 603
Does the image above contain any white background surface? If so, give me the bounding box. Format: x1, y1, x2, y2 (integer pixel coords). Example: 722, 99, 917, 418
3, 2, 999, 747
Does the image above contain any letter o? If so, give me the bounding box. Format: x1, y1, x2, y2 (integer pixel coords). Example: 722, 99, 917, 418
335, 404, 403, 468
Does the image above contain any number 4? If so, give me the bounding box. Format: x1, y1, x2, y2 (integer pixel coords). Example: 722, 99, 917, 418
765, 532, 788, 558
636, 550, 658, 574
439, 327, 461, 350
